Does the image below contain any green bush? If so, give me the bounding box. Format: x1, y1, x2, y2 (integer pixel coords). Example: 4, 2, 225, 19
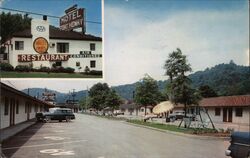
15, 65, 32, 72
64, 67, 75, 73
89, 70, 102, 76
50, 67, 74, 73
39, 66, 50, 72
0, 63, 14, 71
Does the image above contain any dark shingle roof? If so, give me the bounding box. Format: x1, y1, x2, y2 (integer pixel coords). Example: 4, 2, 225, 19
12, 26, 102, 41
1, 82, 54, 107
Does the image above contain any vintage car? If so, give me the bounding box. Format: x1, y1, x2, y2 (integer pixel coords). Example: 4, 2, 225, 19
225, 131, 250, 158
36, 108, 75, 122
168, 111, 196, 121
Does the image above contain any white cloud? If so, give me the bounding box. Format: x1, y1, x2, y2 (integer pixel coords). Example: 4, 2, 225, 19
0, 0, 4, 6
104, 6, 249, 86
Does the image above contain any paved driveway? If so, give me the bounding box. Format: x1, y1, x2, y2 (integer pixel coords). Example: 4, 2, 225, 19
2, 114, 230, 158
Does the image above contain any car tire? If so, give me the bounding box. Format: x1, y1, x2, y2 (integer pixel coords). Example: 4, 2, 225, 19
44, 116, 51, 123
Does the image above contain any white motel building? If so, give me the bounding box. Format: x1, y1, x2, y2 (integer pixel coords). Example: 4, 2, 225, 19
0, 82, 54, 130
3, 18, 102, 72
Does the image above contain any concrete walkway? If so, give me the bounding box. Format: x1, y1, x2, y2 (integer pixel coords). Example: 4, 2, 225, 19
0, 119, 37, 158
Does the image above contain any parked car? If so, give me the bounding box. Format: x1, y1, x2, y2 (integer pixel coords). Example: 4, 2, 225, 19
36, 108, 75, 122
113, 111, 125, 116
225, 132, 250, 158
168, 111, 196, 121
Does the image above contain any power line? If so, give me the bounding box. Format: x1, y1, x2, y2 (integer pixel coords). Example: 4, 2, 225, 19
0, 7, 102, 24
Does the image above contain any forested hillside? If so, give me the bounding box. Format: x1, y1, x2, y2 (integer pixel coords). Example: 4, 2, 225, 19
23, 62, 249, 102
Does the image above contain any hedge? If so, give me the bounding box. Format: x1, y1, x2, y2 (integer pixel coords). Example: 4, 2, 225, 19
0, 63, 14, 71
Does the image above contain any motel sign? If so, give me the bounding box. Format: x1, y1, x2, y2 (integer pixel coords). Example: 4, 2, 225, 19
60, 5, 84, 31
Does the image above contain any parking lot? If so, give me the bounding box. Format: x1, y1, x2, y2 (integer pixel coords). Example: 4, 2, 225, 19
2, 114, 229, 158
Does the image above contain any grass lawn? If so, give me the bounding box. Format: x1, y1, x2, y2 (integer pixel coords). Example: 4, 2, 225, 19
127, 119, 195, 133
127, 119, 223, 136
0, 71, 102, 78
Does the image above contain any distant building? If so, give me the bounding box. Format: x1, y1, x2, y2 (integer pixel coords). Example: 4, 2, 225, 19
2, 18, 102, 72
200, 95, 249, 125
0, 82, 54, 129
119, 101, 153, 116
119, 95, 250, 127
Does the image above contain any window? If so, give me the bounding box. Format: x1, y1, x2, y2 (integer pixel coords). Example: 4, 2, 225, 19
76, 62, 80, 67
15, 41, 24, 50
57, 43, 69, 53
55, 61, 62, 67
4, 97, 9, 115
16, 100, 19, 114
90, 43, 95, 51
235, 107, 243, 117
90, 60, 96, 68
215, 108, 221, 116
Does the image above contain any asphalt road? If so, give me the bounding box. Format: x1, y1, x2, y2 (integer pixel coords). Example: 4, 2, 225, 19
2, 114, 230, 158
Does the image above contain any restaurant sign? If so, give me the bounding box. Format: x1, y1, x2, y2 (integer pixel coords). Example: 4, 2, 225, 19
60, 5, 84, 31
18, 54, 102, 62
18, 54, 69, 62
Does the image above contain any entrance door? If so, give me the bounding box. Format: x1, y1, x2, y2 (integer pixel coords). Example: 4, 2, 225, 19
228, 108, 232, 122
223, 107, 233, 122
9, 98, 15, 126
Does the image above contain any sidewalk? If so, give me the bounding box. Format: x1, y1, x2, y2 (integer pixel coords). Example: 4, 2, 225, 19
0, 119, 37, 158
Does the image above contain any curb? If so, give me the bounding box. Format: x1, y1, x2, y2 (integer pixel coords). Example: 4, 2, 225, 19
124, 121, 229, 141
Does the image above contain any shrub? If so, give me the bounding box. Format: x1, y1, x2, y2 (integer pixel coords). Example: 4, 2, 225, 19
89, 70, 102, 76
84, 66, 90, 74
64, 67, 75, 73
0, 63, 14, 71
39, 66, 50, 72
15, 65, 32, 72
50, 67, 74, 73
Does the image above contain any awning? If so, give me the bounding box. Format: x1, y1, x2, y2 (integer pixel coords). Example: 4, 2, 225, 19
153, 101, 174, 114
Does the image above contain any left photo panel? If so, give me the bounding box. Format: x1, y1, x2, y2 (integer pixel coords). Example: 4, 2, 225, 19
0, 0, 103, 78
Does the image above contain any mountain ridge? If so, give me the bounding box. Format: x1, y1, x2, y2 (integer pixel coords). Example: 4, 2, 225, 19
22, 62, 250, 102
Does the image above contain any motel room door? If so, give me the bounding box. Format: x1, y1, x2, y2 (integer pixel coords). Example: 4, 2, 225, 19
223, 107, 233, 122
9, 98, 15, 126
26, 102, 30, 120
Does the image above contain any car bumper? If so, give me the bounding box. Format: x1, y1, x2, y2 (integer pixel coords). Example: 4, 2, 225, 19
225, 149, 231, 156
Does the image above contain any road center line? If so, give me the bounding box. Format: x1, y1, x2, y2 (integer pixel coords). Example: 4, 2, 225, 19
2, 140, 88, 150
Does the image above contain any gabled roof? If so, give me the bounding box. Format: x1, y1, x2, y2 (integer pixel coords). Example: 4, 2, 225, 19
199, 95, 250, 107
174, 95, 250, 108
12, 26, 102, 41
1, 82, 54, 107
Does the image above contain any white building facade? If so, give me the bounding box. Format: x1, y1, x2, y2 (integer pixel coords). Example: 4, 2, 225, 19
0, 82, 53, 129
4, 19, 102, 72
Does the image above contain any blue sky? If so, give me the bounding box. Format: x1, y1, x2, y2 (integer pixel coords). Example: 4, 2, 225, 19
104, 0, 249, 86
2, 0, 250, 92
1, 0, 102, 36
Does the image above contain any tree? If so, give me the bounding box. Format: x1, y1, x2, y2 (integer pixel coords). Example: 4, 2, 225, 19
0, 12, 31, 44
199, 85, 217, 98
134, 74, 161, 115
164, 48, 201, 127
79, 97, 91, 111
105, 89, 123, 112
88, 83, 110, 110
